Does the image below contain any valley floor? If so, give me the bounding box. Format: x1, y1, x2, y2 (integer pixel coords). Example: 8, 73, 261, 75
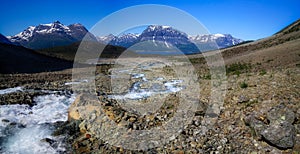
0, 55, 299, 153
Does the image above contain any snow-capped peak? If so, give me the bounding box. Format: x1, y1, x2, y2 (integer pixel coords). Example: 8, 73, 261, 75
162, 25, 171, 29
148, 25, 171, 29
119, 33, 140, 38
147, 25, 172, 31
97, 25, 243, 51
214, 33, 225, 37
143, 25, 188, 38
37, 21, 70, 34
7, 21, 95, 49
97, 34, 116, 43
8, 26, 36, 42
189, 34, 243, 48
8, 21, 74, 43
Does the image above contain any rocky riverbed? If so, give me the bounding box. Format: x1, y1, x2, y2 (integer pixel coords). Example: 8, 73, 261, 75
67, 64, 300, 153
0, 58, 299, 153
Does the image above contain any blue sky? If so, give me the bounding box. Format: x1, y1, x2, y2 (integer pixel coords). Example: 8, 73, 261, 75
0, 0, 299, 40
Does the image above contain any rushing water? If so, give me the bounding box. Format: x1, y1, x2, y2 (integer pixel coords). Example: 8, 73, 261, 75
108, 60, 185, 100
0, 92, 75, 154
64, 79, 88, 85
0, 87, 23, 95
108, 73, 183, 100
0, 60, 185, 153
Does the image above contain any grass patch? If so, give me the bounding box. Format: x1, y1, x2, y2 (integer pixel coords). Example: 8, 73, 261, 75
226, 62, 251, 76
162, 65, 175, 75
189, 58, 206, 64
200, 74, 211, 80
240, 81, 248, 89
259, 70, 267, 75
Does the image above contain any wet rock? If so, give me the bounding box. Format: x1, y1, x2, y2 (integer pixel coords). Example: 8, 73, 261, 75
41, 138, 56, 146
52, 120, 82, 142
1, 119, 9, 123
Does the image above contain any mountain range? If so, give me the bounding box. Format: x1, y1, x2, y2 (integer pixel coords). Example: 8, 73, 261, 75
6, 21, 243, 52
97, 25, 243, 53
0, 19, 299, 74
7, 21, 97, 49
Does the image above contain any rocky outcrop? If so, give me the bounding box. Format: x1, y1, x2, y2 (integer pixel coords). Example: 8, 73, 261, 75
245, 103, 296, 149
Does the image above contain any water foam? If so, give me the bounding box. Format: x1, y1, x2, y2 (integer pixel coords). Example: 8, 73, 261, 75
65, 79, 88, 85
109, 73, 183, 100
0, 87, 23, 95
0, 93, 76, 153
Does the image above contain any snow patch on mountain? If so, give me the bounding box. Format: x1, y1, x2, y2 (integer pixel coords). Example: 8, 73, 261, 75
97, 25, 243, 52
7, 21, 96, 49
189, 34, 243, 48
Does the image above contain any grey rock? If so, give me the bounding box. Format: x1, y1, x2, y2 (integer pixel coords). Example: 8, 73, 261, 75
295, 124, 300, 134
244, 113, 267, 139
237, 95, 249, 103
245, 104, 296, 149
267, 104, 295, 124
261, 121, 295, 149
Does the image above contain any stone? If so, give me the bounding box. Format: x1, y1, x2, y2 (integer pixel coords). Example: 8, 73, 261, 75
244, 113, 267, 139
129, 117, 137, 122
261, 121, 295, 149
85, 133, 91, 139
245, 103, 297, 150
295, 124, 300, 134
40, 138, 56, 146
68, 94, 82, 120
237, 95, 249, 103
267, 104, 295, 124
2, 119, 9, 123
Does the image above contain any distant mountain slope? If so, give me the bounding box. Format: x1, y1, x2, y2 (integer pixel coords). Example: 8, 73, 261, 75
189, 34, 243, 49
7, 22, 243, 53
37, 41, 133, 61
275, 19, 300, 35
98, 25, 199, 53
97, 25, 243, 53
220, 19, 300, 59
138, 25, 199, 53
221, 19, 300, 70
187, 18, 300, 70
7, 21, 97, 49
0, 43, 73, 74
0, 33, 13, 45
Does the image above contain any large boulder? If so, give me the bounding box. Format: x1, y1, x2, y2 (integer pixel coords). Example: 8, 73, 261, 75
245, 103, 296, 149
